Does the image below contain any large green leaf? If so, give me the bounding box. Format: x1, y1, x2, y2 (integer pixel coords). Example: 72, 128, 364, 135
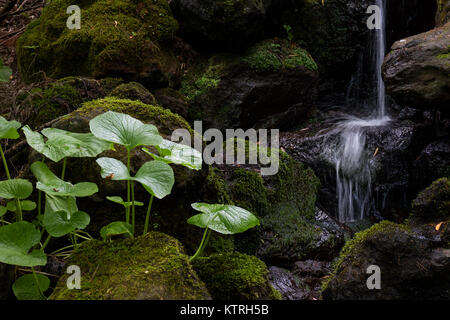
0, 116, 21, 139
44, 194, 78, 217
100, 221, 133, 240
106, 196, 143, 208
0, 59, 12, 83
0, 221, 46, 267
0, 179, 33, 199
96, 157, 131, 180
41, 128, 112, 158
142, 139, 202, 170
23, 126, 111, 162
6, 200, 36, 212
97, 158, 174, 199
134, 160, 174, 199
13, 274, 50, 300
31, 161, 98, 197
89, 111, 162, 151
188, 203, 260, 235
43, 210, 90, 237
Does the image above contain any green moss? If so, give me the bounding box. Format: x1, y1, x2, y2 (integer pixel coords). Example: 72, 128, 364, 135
411, 177, 450, 221
192, 252, 281, 300
108, 82, 157, 105
321, 221, 412, 293
72, 96, 192, 136
50, 232, 211, 300
242, 39, 318, 72
17, 0, 179, 82
17, 83, 82, 128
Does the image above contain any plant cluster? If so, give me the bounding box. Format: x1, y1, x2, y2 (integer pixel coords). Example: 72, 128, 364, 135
0, 110, 259, 300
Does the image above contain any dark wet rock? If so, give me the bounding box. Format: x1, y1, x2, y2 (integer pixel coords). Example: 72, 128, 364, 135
268, 266, 309, 300
0, 263, 14, 300
180, 38, 318, 130
412, 139, 450, 191
383, 22, 450, 110
280, 119, 436, 220
50, 232, 211, 300
153, 87, 189, 119
322, 220, 450, 300
268, 260, 332, 300
170, 0, 271, 51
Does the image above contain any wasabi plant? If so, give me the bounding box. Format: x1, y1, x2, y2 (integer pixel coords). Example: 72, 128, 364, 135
187, 203, 260, 262
90, 111, 201, 237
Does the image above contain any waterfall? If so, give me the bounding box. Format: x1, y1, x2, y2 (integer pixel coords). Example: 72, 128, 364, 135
324, 0, 390, 222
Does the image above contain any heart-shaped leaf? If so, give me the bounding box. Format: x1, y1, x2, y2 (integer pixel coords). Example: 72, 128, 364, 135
13, 274, 50, 300
0, 58, 12, 82
6, 200, 36, 212
43, 210, 90, 237
0, 179, 33, 199
89, 111, 162, 151
23, 126, 112, 162
100, 221, 133, 240
0, 116, 21, 139
188, 203, 260, 235
0, 221, 46, 267
142, 139, 202, 170
106, 196, 144, 208
31, 161, 98, 197
97, 158, 174, 199
44, 194, 78, 217
134, 160, 174, 199
96, 157, 131, 180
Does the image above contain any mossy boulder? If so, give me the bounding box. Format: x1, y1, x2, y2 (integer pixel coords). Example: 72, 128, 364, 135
383, 22, 450, 110
14, 77, 128, 129
180, 38, 318, 130
50, 232, 211, 299
153, 87, 189, 119
322, 220, 450, 300
108, 82, 157, 105
17, 0, 180, 86
170, 0, 270, 51
411, 177, 450, 222
192, 252, 281, 300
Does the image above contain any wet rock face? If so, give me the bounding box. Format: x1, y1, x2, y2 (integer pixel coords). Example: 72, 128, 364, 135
280, 118, 436, 220
322, 221, 450, 300
383, 22, 450, 110
268, 261, 332, 300
170, 0, 271, 51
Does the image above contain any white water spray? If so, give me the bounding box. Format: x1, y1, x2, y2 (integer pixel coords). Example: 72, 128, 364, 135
330, 0, 390, 222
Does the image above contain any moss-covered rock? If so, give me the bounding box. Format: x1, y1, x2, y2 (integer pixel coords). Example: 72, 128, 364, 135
17, 0, 180, 86
321, 220, 450, 300
180, 38, 318, 130
411, 177, 450, 221
153, 87, 189, 119
108, 82, 157, 105
192, 252, 281, 300
50, 232, 211, 300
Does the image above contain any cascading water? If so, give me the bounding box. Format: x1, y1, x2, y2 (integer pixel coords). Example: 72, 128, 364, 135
326, 0, 390, 222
